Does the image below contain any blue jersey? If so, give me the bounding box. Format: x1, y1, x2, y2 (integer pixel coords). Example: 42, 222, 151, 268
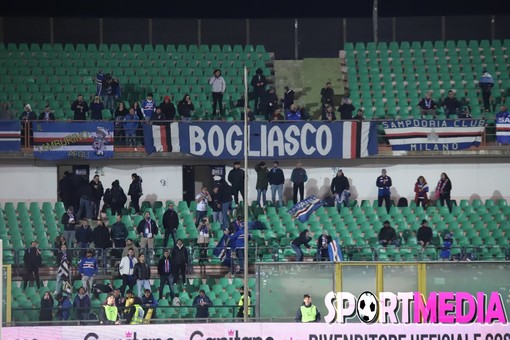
141, 100, 157, 119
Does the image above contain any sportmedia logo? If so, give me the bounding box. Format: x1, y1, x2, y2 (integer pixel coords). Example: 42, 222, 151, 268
324, 291, 508, 324
189, 329, 276, 340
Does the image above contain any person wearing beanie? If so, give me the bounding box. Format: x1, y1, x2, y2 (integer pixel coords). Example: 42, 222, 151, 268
159, 95, 176, 120
109, 180, 127, 216
250, 68, 267, 114
479, 69, 494, 112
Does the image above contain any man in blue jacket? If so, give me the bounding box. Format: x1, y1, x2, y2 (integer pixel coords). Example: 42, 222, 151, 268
229, 222, 252, 274
376, 169, 392, 213
267, 161, 285, 207
55, 293, 72, 321
79, 249, 98, 294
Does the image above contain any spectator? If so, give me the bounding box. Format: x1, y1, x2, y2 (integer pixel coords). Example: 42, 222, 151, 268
321, 104, 336, 121
251, 68, 267, 114
90, 96, 105, 120
320, 82, 334, 109
267, 160, 285, 207
295, 294, 321, 322
197, 217, 212, 265
128, 173, 143, 214
378, 220, 399, 247
439, 231, 454, 260
122, 239, 139, 259
75, 219, 93, 252
291, 229, 312, 262
317, 230, 332, 261
244, 106, 256, 122
125, 296, 145, 324
262, 87, 279, 120
163, 203, 179, 247
269, 108, 285, 122
330, 169, 350, 210
458, 106, 472, 119
254, 161, 269, 207
119, 248, 137, 295
97, 73, 120, 113
283, 86, 295, 111
137, 211, 158, 257
38, 105, 55, 121
237, 286, 251, 318
286, 104, 302, 120
172, 239, 188, 285
210, 186, 223, 224
124, 108, 140, 147
53, 235, 66, 257
0, 102, 14, 120
89, 175, 104, 221
219, 179, 233, 229
71, 95, 89, 121
159, 95, 176, 120
59, 171, 75, 210
73, 286, 91, 322
55, 293, 72, 321
20, 103, 36, 145
177, 94, 195, 121
479, 68, 494, 112
291, 161, 308, 203
376, 169, 392, 213
417, 219, 433, 247
418, 90, 438, 118
55, 244, 73, 295
79, 249, 98, 294
141, 289, 158, 322
91, 281, 113, 300
93, 220, 112, 252
209, 69, 226, 115
113, 102, 127, 145
61, 206, 77, 247
442, 90, 462, 119
132, 101, 144, 121
195, 186, 211, 226
77, 177, 93, 220
23, 240, 42, 289
338, 98, 355, 120
151, 107, 166, 124
193, 290, 213, 320
109, 180, 127, 217
111, 214, 128, 257
39, 291, 54, 324
354, 108, 365, 121
435, 172, 452, 213
157, 249, 175, 301
141, 93, 157, 121
228, 161, 245, 205
414, 175, 429, 207
99, 294, 120, 325
134, 254, 151, 298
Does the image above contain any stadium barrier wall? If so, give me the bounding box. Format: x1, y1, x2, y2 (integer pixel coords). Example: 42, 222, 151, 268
3, 323, 509, 340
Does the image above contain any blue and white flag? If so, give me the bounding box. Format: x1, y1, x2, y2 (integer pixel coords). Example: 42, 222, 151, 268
496, 111, 510, 144
0, 120, 21, 152
32, 122, 114, 160
287, 195, 324, 223
382, 119, 486, 151
145, 121, 378, 159
328, 239, 344, 262
213, 234, 233, 269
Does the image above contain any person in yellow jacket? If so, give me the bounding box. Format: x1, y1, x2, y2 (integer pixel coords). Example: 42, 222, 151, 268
236, 286, 251, 318
99, 294, 120, 325
295, 294, 321, 322
125, 296, 145, 324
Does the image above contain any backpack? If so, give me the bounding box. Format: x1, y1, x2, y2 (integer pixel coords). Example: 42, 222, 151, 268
111, 188, 127, 205
103, 189, 112, 205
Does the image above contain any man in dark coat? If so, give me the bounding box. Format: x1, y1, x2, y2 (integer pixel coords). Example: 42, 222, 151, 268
59, 171, 75, 210
90, 175, 104, 221
262, 88, 278, 120
171, 239, 188, 285
71, 94, 89, 120
378, 221, 399, 247
157, 249, 175, 300
320, 82, 334, 109
228, 161, 245, 205
291, 230, 312, 261
77, 177, 94, 220
250, 68, 267, 114
330, 169, 350, 209
128, 173, 143, 215
109, 180, 127, 216
159, 95, 176, 120
283, 86, 295, 111
93, 220, 112, 251
23, 241, 42, 289
137, 211, 158, 258
162, 203, 179, 247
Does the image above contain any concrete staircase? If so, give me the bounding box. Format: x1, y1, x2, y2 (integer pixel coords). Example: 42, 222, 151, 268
274, 58, 344, 118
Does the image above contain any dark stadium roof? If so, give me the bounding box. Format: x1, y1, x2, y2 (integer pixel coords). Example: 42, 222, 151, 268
2, 0, 510, 18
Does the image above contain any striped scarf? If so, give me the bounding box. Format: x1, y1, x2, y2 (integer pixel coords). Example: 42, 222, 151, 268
58, 252, 70, 279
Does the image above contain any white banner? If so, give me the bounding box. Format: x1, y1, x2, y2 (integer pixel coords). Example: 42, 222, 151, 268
3, 323, 509, 340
